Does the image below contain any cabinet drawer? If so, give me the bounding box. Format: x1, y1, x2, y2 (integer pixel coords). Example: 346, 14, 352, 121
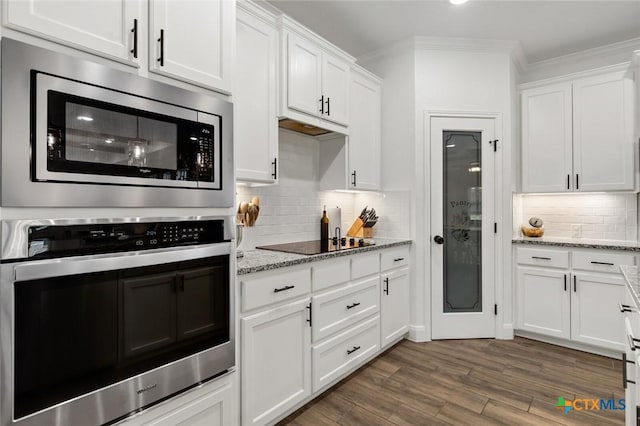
312, 258, 350, 292
312, 315, 380, 393
351, 253, 380, 280
572, 251, 635, 274
312, 276, 379, 342
241, 268, 311, 312
381, 246, 410, 271
516, 247, 569, 269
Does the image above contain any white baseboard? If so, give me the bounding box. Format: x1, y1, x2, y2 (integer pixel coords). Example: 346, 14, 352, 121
497, 323, 514, 340
515, 330, 620, 359
407, 325, 430, 342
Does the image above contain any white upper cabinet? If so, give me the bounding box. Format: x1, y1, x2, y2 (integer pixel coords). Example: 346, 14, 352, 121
3, 0, 143, 64
521, 83, 573, 193
321, 54, 350, 126
572, 72, 635, 192
235, 2, 278, 184
348, 67, 382, 191
280, 17, 353, 132
520, 69, 635, 193
149, 0, 234, 93
287, 33, 323, 118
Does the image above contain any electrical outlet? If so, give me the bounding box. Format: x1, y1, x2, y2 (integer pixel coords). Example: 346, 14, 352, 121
571, 224, 582, 238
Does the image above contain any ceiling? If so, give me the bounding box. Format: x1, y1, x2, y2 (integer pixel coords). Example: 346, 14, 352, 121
267, 0, 640, 64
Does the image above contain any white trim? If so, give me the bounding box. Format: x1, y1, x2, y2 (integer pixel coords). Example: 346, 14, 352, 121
526, 37, 640, 74
407, 325, 429, 342
237, 0, 278, 24
515, 330, 620, 359
519, 62, 632, 90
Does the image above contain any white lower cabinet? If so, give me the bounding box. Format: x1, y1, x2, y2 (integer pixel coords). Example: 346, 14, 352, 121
312, 315, 380, 392
515, 246, 632, 352
241, 298, 311, 426
571, 273, 625, 351
381, 267, 410, 347
239, 245, 411, 425
516, 267, 570, 339
120, 372, 236, 426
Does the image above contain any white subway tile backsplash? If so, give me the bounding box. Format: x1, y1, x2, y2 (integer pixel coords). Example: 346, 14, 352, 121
237, 130, 410, 250
515, 193, 639, 242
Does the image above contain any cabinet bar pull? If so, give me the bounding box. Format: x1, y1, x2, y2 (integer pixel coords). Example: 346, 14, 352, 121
384, 277, 389, 295
394, 257, 405, 262
531, 256, 551, 260
590, 261, 614, 266
319, 95, 325, 114
326, 97, 330, 115
573, 275, 577, 292
576, 174, 579, 190
273, 285, 294, 293
629, 334, 640, 351
157, 29, 165, 66
306, 303, 312, 327
346, 302, 361, 310
346, 345, 361, 355
567, 174, 570, 190
620, 303, 637, 313
351, 170, 357, 187
564, 274, 567, 292
130, 19, 138, 58
272, 158, 277, 179
623, 352, 636, 389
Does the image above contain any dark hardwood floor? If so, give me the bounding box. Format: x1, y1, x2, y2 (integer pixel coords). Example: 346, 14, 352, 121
279, 337, 625, 425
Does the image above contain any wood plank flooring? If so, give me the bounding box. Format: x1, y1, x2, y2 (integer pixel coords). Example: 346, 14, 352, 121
279, 337, 625, 425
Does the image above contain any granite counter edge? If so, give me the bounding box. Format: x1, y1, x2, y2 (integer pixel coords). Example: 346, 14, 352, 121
512, 239, 639, 252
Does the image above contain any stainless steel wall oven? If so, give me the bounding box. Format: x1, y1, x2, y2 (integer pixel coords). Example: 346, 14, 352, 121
0, 217, 234, 426
1, 38, 233, 207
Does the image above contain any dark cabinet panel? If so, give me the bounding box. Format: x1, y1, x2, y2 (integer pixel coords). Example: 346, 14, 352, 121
121, 272, 177, 359
177, 265, 227, 340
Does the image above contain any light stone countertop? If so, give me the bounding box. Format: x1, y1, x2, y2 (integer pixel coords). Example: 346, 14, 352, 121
237, 238, 412, 275
512, 236, 640, 251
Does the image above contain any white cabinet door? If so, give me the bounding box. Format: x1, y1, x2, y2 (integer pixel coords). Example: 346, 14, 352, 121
121, 374, 236, 426
521, 83, 573, 192
571, 273, 625, 351
149, 0, 233, 93
380, 267, 410, 348
4, 0, 142, 64
348, 68, 381, 190
321, 54, 350, 126
572, 72, 635, 191
516, 267, 570, 339
241, 298, 311, 426
286, 33, 322, 117
235, 5, 278, 183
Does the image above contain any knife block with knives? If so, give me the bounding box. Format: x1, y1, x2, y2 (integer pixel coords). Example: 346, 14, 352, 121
347, 207, 378, 238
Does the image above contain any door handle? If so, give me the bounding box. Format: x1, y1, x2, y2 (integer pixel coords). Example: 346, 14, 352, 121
434, 235, 444, 245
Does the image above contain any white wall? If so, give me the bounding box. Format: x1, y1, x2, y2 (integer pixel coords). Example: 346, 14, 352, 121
362, 39, 517, 341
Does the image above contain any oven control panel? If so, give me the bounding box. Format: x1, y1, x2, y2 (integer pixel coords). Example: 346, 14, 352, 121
27, 220, 226, 259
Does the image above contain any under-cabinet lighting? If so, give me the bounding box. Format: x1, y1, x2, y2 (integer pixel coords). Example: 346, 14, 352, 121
450, 0, 468, 4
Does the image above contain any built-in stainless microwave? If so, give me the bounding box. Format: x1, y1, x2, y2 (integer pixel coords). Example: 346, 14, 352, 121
1, 38, 233, 207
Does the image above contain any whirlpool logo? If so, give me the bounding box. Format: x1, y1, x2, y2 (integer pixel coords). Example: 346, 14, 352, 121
137, 383, 158, 395
555, 396, 625, 414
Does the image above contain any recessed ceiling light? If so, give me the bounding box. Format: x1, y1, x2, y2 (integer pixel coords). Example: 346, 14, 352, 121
77, 115, 93, 121
450, 0, 468, 4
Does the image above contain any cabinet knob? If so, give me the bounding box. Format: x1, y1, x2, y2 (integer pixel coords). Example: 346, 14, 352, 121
434, 235, 444, 245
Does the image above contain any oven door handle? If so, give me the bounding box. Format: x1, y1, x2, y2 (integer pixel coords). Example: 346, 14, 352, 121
13, 242, 232, 281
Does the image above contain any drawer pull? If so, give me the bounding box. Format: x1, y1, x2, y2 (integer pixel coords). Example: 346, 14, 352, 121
620, 303, 637, 313
590, 261, 615, 266
346, 302, 361, 310
531, 256, 551, 260
273, 285, 295, 293
628, 334, 640, 351
394, 257, 405, 262
346, 345, 361, 355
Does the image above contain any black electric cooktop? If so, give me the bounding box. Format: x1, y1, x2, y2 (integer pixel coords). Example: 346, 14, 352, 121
257, 238, 374, 255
